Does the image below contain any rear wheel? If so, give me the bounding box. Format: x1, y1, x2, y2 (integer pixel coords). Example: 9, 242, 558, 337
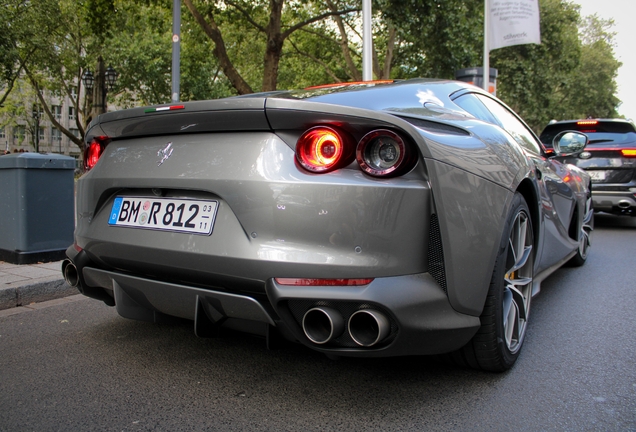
453, 193, 534, 372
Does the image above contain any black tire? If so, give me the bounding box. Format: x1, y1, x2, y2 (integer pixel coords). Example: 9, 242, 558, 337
453, 193, 535, 372
567, 191, 593, 267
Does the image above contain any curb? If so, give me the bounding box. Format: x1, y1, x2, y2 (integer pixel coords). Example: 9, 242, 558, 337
0, 276, 78, 311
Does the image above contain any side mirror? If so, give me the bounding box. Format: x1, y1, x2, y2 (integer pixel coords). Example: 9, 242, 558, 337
552, 131, 588, 156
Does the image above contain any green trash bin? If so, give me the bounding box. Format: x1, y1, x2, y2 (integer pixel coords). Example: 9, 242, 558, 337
0, 153, 75, 264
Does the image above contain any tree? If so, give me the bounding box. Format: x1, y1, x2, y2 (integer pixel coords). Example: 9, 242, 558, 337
379, 0, 483, 79
491, 1, 621, 131
490, 0, 583, 131
3, 0, 622, 146
103, 0, 175, 107
562, 14, 621, 119
182, 0, 359, 94
0, 79, 36, 150
0, 1, 42, 107
2, 0, 99, 153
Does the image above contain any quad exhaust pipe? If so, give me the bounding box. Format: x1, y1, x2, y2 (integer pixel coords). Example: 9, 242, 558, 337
301, 306, 390, 347
60, 251, 115, 306
62, 259, 80, 288
348, 309, 390, 347
302, 307, 345, 344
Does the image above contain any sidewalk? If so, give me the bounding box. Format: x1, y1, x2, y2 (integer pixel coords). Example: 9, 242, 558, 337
0, 260, 77, 311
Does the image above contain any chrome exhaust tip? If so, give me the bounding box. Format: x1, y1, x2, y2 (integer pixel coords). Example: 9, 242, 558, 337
62, 259, 80, 288
618, 200, 631, 209
302, 307, 344, 345
348, 309, 390, 347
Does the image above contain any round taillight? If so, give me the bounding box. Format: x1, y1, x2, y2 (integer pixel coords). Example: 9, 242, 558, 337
356, 129, 410, 177
83, 136, 110, 171
296, 127, 349, 173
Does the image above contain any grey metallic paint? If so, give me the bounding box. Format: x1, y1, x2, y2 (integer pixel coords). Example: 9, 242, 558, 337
69, 79, 591, 357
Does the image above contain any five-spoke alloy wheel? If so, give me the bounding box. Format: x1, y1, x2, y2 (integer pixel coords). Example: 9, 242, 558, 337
454, 193, 535, 372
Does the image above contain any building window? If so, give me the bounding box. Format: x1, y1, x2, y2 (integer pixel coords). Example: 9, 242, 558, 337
52, 105, 62, 120
71, 86, 77, 98
52, 128, 62, 141
69, 106, 75, 121
0, 127, 5, 139
39, 127, 45, 141
70, 128, 80, 138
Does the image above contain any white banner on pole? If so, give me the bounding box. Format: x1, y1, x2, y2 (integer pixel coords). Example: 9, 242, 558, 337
487, 0, 541, 51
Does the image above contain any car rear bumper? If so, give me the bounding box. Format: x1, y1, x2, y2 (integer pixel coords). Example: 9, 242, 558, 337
591, 189, 636, 215
64, 247, 480, 357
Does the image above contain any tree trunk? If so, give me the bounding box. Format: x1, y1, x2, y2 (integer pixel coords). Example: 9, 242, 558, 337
262, 0, 285, 91
327, 0, 362, 81
183, 0, 254, 95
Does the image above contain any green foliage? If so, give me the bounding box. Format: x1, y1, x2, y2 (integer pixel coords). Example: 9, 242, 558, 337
84, 0, 117, 44
562, 14, 621, 119
2, 0, 622, 137
104, 1, 173, 106
380, 0, 483, 79
492, 0, 583, 131
1, 0, 91, 150
492, 0, 620, 131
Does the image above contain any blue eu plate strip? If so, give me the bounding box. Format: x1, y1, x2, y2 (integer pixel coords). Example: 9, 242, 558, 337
109, 197, 123, 225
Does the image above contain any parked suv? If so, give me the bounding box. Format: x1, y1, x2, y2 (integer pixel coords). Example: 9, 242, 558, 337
540, 119, 636, 216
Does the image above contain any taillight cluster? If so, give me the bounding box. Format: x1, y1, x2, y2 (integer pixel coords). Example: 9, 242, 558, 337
83, 136, 111, 171
295, 126, 415, 177
296, 127, 353, 173
621, 149, 636, 158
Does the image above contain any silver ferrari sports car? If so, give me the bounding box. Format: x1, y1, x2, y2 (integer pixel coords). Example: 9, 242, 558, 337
63, 79, 593, 371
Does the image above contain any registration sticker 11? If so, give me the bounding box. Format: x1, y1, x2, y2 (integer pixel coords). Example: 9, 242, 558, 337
108, 197, 217, 235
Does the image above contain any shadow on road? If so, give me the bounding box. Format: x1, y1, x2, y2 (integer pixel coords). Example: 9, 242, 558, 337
593, 212, 636, 229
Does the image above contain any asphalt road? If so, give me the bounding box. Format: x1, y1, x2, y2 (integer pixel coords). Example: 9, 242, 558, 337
1, 214, 635, 431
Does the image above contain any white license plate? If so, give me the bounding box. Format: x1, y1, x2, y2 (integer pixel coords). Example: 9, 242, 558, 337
587, 170, 606, 181
108, 197, 217, 235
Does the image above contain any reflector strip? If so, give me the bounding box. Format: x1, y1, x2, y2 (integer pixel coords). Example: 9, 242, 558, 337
274, 278, 374, 286
144, 105, 185, 113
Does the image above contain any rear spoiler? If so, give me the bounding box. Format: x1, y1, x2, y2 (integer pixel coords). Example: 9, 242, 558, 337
85, 98, 270, 142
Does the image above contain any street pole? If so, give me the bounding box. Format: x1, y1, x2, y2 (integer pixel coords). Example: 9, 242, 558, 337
92, 56, 107, 118
32, 105, 40, 153
483, 0, 490, 92
172, 0, 181, 102
362, 0, 373, 81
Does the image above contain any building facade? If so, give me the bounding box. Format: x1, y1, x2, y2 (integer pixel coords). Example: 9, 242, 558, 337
1, 86, 84, 163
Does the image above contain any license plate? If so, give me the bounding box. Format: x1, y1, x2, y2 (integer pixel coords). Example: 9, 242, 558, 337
109, 197, 217, 235
587, 170, 606, 182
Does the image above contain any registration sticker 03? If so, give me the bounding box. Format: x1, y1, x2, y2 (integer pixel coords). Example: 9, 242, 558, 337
108, 197, 218, 235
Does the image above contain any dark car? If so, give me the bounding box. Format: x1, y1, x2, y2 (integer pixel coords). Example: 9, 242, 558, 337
540, 119, 636, 216
62, 79, 593, 372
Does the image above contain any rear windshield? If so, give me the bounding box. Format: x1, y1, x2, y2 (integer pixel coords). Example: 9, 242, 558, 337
540, 121, 636, 146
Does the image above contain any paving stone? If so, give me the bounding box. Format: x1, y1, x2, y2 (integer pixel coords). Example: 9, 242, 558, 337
0, 287, 17, 310
17, 279, 77, 307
